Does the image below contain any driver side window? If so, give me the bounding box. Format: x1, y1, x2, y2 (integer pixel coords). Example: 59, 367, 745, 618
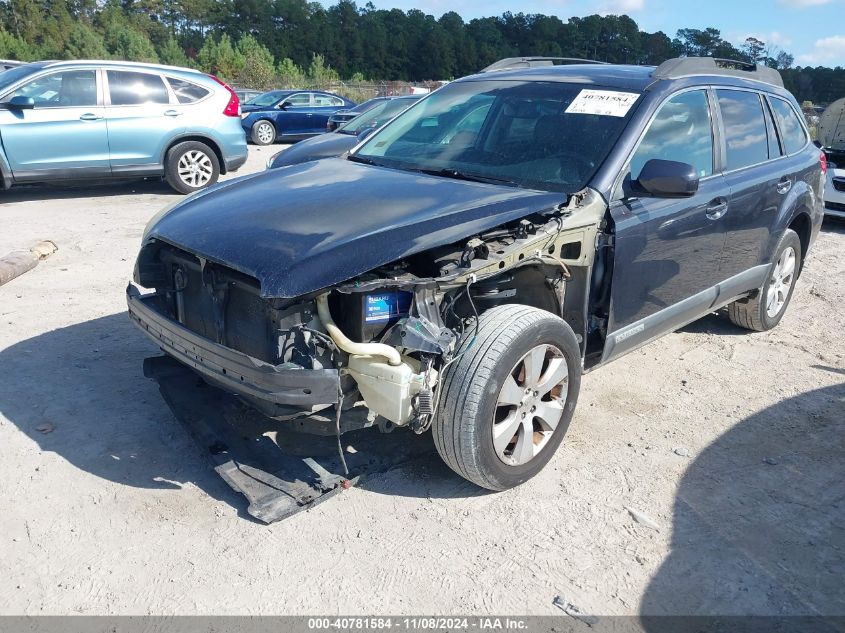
283, 93, 311, 107
629, 90, 714, 180
8, 70, 98, 108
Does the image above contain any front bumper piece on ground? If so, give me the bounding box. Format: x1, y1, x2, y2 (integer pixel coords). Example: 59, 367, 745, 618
126, 283, 340, 412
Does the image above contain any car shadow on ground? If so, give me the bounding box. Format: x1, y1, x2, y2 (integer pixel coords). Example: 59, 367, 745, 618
0, 178, 177, 202
0, 313, 475, 523
640, 381, 845, 620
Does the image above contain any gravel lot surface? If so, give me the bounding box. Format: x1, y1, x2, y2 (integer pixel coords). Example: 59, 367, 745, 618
1, 147, 843, 616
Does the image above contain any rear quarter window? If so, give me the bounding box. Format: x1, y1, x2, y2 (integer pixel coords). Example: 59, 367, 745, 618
716, 89, 769, 171
769, 97, 808, 155
167, 77, 209, 104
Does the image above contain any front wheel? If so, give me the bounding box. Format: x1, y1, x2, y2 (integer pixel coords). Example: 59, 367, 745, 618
164, 141, 220, 194
727, 228, 802, 331
432, 304, 581, 491
251, 120, 276, 145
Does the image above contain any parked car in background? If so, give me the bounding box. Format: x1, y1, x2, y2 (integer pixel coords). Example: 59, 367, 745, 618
326, 96, 390, 131
1, 59, 23, 72
268, 95, 422, 169
818, 97, 845, 218
0, 60, 247, 193
129, 57, 823, 492
240, 89, 356, 145
234, 87, 262, 104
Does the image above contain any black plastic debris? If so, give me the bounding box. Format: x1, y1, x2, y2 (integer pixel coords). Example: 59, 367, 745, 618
143, 355, 435, 523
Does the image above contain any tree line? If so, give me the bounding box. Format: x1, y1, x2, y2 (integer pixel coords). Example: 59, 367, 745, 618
1, 0, 843, 104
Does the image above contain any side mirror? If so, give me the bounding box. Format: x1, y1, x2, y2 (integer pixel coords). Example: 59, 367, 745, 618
635, 159, 699, 198
7, 96, 35, 110
277, 101, 290, 110
356, 127, 376, 141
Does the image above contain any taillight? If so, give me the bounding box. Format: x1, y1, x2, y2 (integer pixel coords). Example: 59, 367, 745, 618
209, 75, 240, 117
820, 150, 828, 174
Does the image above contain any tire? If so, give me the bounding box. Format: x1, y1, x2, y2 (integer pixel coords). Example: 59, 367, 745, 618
164, 141, 220, 194
727, 228, 802, 332
432, 304, 582, 491
251, 120, 276, 145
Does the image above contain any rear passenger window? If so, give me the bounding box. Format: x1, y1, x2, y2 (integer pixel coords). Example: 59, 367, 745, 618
107, 71, 169, 105
167, 77, 209, 104
716, 90, 768, 170
630, 89, 713, 179
769, 97, 808, 154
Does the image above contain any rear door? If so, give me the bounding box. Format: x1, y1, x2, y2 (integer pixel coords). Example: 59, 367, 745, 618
604, 88, 729, 359
104, 69, 183, 173
310, 93, 347, 133
716, 89, 785, 279
0, 68, 109, 179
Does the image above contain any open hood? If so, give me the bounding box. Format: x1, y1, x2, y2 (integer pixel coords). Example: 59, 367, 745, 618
143, 158, 565, 298
819, 98, 845, 152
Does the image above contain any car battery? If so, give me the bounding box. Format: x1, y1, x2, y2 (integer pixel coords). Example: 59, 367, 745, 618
333, 290, 413, 343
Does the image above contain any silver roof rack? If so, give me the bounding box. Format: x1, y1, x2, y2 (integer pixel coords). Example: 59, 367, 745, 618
481, 57, 608, 73
653, 57, 784, 88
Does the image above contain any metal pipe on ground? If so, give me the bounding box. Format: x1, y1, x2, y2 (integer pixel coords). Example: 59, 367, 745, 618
0, 241, 58, 287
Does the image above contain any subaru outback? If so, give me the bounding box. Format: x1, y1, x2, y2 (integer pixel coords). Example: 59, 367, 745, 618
128, 57, 824, 491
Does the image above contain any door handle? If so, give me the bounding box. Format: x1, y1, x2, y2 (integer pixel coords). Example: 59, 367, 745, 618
705, 198, 729, 220
79, 113, 102, 121
164, 110, 182, 117
776, 178, 792, 195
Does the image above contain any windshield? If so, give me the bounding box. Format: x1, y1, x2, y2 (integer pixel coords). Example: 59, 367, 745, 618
249, 90, 286, 107
0, 64, 39, 95
353, 80, 640, 193
340, 98, 419, 134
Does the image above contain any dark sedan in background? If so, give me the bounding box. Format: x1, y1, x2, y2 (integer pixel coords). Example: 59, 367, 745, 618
268, 94, 422, 169
326, 96, 392, 131
241, 89, 356, 145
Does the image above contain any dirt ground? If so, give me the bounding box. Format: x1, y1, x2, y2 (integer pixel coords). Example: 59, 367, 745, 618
0, 147, 843, 617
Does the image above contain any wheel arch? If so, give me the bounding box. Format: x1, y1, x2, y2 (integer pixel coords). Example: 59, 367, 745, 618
787, 209, 812, 276
163, 135, 227, 174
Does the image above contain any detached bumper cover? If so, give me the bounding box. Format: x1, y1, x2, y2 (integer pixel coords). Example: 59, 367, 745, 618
126, 283, 340, 407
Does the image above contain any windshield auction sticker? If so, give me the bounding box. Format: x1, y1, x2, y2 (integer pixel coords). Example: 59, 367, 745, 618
565, 89, 640, 117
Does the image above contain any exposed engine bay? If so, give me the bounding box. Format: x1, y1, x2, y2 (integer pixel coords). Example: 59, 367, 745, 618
130, 188, 610, 438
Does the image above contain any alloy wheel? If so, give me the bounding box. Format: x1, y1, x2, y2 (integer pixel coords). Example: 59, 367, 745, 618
177, 150, 214, 188
492, 344, 569, 466
766, 246, 796, 318
256, 123, 274, 144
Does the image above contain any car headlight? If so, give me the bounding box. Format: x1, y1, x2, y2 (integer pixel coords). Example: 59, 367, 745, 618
240, 112, 249, 120
266, 151, 284, 170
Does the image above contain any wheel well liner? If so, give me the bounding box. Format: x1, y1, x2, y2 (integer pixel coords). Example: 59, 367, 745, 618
164, 136, 227, 174
788, 210, 811, 275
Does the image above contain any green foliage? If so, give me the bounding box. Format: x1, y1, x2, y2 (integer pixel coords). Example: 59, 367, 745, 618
1, 0, 844, 104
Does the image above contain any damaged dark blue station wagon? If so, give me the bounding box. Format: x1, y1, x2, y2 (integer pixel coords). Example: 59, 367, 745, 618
128, 57, 824, 491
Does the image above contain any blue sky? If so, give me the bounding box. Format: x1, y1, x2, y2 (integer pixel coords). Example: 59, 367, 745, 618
333, 0, 845, 67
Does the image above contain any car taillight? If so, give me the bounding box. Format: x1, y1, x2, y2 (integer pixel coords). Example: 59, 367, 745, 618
820, 151, 828, 174
209, 75, 240, 117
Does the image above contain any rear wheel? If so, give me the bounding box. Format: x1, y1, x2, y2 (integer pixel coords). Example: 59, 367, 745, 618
432, 304, 581, 491
727, 228, 802, 331
164, 141, 220, 194
251, 120, 276, 145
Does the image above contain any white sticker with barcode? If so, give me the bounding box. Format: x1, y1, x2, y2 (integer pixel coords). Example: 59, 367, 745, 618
565, 89, 639, 117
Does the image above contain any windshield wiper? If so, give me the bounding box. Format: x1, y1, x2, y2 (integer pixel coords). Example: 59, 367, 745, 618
416, 168, 519, 187
347, 154, 381, 166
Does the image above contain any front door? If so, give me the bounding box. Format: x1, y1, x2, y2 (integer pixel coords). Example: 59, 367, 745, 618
276, 92, 314, 136
0, 69, 109, 180
604, 89, 729, 360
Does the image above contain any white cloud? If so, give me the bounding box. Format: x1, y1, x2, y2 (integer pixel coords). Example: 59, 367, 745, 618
779, 0, 833, 6
798, 35, 845, 65
597, 0, 645, 15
